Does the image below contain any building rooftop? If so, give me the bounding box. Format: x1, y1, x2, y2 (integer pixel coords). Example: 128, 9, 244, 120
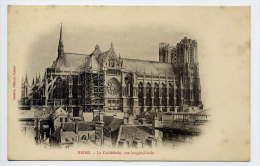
103, 116, 123, 132
51, 44, 174, 76
77, 121, 95, 131
62, 121, 96, 132
122, 58, 174, 76
118, 125, 154, 142
62, 122, 75, 132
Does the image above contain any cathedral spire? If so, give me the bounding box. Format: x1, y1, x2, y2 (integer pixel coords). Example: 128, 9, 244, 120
59, 23, 63, 41
58, 23, 64, 58
110, 42, 114, 51
35, 73, 38, 84
25, 72, 28, 84
38, 73, 41, 82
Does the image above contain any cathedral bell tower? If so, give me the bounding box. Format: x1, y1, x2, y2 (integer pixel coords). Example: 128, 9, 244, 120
158, 37, 202, 108
175, 37, 202, 107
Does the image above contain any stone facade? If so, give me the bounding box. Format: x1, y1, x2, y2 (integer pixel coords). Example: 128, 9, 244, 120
20, 25, 203, 122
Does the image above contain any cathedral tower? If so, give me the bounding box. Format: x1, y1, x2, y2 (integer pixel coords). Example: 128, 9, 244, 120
175, 37, 201, 107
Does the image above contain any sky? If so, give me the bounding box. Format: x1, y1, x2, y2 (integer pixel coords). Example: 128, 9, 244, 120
8, 6, 250, 160
8, 6, 249, 82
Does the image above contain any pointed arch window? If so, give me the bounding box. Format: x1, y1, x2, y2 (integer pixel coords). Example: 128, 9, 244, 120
162, 83, 167, 106
146, 82, 152, 106
154, 83, 160, 106
53, 77, 68, 99
138, 82, 144, 106
169, 83, 174, 106
177, 81, 182, 106
125, 73, 133, 97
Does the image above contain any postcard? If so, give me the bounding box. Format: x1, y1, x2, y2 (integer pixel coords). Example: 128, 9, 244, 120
7, 5, 250, 161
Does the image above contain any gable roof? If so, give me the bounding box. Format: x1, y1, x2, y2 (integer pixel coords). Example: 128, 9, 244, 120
52, 53, 90, 71
96, 43, 118, 64
122, 58, 174, 76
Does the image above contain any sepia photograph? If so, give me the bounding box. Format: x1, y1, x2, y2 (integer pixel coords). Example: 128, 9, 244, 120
7, 5, 250, 161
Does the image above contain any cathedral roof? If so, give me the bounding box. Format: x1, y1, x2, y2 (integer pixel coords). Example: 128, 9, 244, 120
64, 53, 89, 68
52, 44, 174, 76
122, 58, 174, 76
52, 44, 118, 71
52, 53, 90, 71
